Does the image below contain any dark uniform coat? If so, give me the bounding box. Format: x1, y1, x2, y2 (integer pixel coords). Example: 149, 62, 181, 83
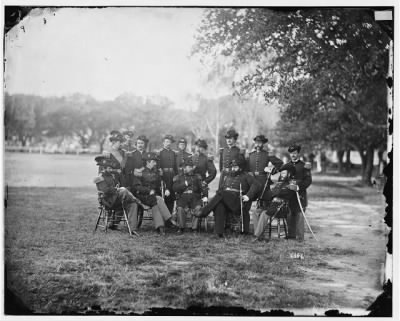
175, 150, 192, 174
172, 172, 203, 208
131, 167, 162, 207
123, 150, 146, 188
246, 150, 283, 202
288, 160, 312, 210
218, 146, 244, 188
158, 148, 178, 212
193, 153, 217, 184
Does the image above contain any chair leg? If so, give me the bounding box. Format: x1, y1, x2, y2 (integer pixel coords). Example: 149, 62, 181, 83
283, 218, 288, 238
94, 207, 104, 232
268, 217, 272, 239
277, 218, 281, 238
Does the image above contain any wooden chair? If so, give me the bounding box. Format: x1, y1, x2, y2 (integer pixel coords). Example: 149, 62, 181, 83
265, 200, 290, 239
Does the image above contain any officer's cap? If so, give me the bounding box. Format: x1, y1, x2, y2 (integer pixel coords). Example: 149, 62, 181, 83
178, 138, 187, 145
230, 155, 246, 169
195, 139, 208, 149
144, 152, 159, 161
288, 144, 301, 153
253, 135, 268, 144
94, 155, 118, 168
137, 135, 149, 143
279, 163, 296, 176
163, 134, 175, 143
109, 130, 124, 142
225, 129, 239, 139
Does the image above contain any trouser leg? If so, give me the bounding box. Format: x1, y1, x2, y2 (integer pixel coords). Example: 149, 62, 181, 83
125, 202, 139, 230
151, 205, 165, 229
296, 209, 305, 241
176, 207, 186, 229
164, 195, 175, 214
252, 208, 262, 235
254, 211, 269, 238
156, 196, 172, 221
243, 203, 251, 233
191, 205, 202, 230
287, 208, 297, 238
214, 202, 227, 235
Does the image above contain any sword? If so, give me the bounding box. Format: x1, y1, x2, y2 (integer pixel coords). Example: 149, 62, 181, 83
239, 182, 244, 233
296, 191, 318, 242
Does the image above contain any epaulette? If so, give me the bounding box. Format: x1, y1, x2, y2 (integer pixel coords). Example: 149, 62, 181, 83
93, 176, 105, 184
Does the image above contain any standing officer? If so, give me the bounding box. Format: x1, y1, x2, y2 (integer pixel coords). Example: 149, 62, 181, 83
247, 135, 283, 208
193, 139, 217, 198
198, 155, 260, 237
172, 158, 203, 233
175, 137, 192, 175
123, 135, 149, 189
218, 129, 244, 189
121, 130, 136, 153
286, 144, 312, 241
158, 134, 178, 214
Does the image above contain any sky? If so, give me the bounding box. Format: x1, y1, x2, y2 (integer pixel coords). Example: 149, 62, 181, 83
5, 7, 209, 107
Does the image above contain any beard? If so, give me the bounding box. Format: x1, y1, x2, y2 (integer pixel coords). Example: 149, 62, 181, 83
229, 169, 241, 176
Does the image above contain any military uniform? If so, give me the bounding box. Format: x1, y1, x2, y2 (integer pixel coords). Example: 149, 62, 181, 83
176, 149, 192, 174
124, 150, 146, 188
247, 150, 283, 204
193, 152, 217, 196
173, 167, 203, 231
131, 154, 174, 231
219, 145, 244, 188
159, 144, 178, 214
200, 157, 260, 235
286, 144, 312, 241
94, 156, 139, 232
253, 163, 296, 239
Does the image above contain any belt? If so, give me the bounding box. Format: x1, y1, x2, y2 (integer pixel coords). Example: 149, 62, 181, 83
162, 168, 174, 172
253, 171, 266, 176
224, 187, 240, 193
183, 190, 193, 194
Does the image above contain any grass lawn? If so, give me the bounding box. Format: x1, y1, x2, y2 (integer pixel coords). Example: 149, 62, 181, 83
5, 175, 387, 315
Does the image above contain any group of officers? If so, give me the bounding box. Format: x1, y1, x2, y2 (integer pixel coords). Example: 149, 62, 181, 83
93, 128, 312, 242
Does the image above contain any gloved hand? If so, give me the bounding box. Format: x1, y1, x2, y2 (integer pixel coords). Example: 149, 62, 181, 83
242, 195, 250, 202
149, 189, 155, 195
165, 189, 171, 197
288, 184, 299, 191
202, 196, 208, 202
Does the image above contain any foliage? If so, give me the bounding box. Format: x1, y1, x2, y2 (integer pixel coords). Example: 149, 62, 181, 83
193, 8, 390, 182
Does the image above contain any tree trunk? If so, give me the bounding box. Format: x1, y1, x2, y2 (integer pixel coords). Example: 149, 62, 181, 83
337, 149, 344, 174
362, 146, 375, 185
99, 138, 106, 154
345, 149, 352, 173
315, 150, 322, 173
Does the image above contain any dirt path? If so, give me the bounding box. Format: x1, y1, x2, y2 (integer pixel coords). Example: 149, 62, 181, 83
289, 175, 387, 313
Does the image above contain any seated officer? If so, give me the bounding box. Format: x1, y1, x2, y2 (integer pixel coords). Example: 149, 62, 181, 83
252, 163, 297, 242
94, 156, 140, 236
172, 158, 203, 233
131, 152, 178, 235
197, 155, 260, 237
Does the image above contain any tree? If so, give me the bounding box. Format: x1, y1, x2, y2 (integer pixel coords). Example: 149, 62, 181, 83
193, 8, 390, 184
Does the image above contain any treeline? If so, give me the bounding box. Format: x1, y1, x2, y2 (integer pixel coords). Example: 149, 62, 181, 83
4, 92, 279, 154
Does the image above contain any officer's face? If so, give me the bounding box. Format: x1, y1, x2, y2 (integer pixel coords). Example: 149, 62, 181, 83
198, 146, 206, 154
178, 143, 186, 151
105, 166, 113, 173
280, 170, 288, 179
226, 137, 235, 146
254, 141, 264, 150
137, 140, 145, 151
184, 165, 193, 174
290, 151, 299, 162
163, 139, 172, 149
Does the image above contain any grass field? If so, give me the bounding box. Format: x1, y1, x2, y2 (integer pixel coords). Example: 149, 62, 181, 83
4, 153, 388, 315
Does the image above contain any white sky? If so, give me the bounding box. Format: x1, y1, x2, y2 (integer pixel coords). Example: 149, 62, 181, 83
5, 7, 207, 106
